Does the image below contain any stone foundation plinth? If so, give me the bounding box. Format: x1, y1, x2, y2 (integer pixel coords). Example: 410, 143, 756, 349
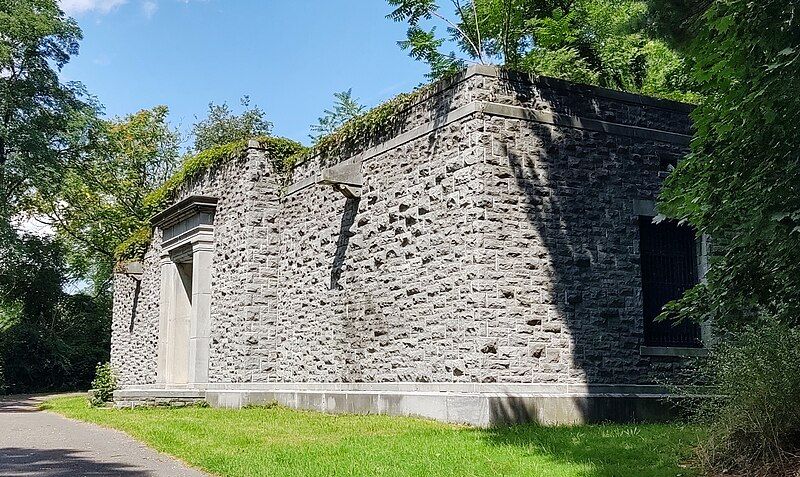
114, 384, 685, 426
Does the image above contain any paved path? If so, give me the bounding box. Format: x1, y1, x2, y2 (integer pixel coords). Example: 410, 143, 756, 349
0, 394, 209, 477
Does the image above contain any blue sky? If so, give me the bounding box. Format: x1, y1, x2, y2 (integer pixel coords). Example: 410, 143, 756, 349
59, 0, 432, 145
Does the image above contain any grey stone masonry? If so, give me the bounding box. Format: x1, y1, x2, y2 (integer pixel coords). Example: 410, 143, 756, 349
111, 66, 695, 422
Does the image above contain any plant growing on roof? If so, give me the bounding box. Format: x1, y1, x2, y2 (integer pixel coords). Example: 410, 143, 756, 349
114, 136, 306, 262
191, 96, 273, 153
309, 89, 367, 142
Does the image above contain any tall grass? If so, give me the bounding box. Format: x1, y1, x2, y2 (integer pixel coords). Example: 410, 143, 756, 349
693, 319, 800, 475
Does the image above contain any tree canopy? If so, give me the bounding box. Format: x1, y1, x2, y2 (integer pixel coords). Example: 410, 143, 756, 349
309, 89, 366, 142
191, 96, 272, 153
387, 0, 699, 101
0, 0, 98, 222
655, 0, 800, 329
32, 106, 181, 289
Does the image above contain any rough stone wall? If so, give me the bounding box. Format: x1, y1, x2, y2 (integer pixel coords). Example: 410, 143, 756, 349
476, 115, 689, 384
266, 117, 485, 384
472, 69, 693, 135
111, 67, 693, 388
111, 266, 159, 386
111, 151, 277, 386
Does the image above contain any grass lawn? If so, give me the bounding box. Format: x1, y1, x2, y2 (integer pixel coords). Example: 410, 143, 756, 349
43, 396, 703, 477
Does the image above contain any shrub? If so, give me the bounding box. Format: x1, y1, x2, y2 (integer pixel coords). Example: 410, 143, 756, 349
694, 318, 800, 475
89, 362, 117, 407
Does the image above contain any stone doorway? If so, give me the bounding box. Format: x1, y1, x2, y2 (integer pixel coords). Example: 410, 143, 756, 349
151, 196, 217, 386
161, 260, 192, 384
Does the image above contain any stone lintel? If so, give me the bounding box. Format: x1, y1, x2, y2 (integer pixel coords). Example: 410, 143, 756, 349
317, 158, 363, 198
640, 346, 709, 357
634, 199, 657, 217
119, 261, 144, 277
150, 195, 218, 228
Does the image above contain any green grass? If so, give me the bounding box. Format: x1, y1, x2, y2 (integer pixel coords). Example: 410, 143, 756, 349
42, 396, 703, 477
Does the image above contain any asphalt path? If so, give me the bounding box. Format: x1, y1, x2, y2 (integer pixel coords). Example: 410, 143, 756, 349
0, 394, 208, 477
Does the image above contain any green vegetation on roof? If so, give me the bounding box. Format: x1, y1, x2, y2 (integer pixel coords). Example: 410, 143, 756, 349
118, 65, 689, 264
114, 136, 306, 262
287, 82, 437, 167
143, 136, 305, 215
114, 226, 152, 265
114, 78, 441, 264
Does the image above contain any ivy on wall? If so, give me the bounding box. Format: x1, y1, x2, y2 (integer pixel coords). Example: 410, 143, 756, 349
286, 81, 438, 168
114, 136, 305, 262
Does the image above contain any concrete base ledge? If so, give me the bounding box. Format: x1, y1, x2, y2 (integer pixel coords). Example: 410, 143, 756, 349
115, 384, 684, 426
117, 382, 673, 395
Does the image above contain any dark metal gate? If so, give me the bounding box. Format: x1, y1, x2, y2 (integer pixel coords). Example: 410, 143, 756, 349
639, 217, 702, 347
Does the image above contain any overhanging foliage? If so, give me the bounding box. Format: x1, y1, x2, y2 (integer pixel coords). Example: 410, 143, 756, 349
114, 136, 306, 262
658, 0, 800, 329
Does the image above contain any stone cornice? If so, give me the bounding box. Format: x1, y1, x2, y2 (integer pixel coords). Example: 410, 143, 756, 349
150, 195, 218, 228
283, 100, 692, 198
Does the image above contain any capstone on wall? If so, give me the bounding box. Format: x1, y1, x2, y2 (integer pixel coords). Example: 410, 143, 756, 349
112, 67, 693, 388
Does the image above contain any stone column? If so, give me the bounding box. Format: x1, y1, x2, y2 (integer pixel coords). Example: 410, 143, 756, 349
188, 240, 213, 384
156, 257, 174, 384
172, 262, 192, 385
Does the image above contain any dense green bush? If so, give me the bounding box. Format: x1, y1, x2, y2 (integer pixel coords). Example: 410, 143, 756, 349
387, 0, 700, 102
89, 362, 117, 406
693, 319, 800, 475
648, 0, 799, 473
0, 231, 111, 394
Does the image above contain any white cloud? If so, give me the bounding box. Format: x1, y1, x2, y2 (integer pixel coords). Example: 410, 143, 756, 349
142, 0, 158, 18
59, 0, 128, 15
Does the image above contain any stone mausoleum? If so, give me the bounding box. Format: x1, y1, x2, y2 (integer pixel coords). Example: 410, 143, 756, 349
111, 66, 707, 425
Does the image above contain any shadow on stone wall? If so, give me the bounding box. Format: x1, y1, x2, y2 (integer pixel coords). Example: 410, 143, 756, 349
322, 73, 686, 423
330, 198, 360, 290
128, 278, 141, 332
325, 80, 462, 383
485, 80, 688, 423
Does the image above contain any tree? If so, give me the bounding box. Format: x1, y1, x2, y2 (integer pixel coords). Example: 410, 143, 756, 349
649, 1, 799, 472
0, 228, 110, 393
191, 96, 272, 153
656, 0, 799, 330
0, 0, 109, 395
387, 0, 698, 101
0, 0, 98, 223
309, 89, 366, 142
4, 106, 179, 391
32, 106, 181, 291
387, 0, 476, 79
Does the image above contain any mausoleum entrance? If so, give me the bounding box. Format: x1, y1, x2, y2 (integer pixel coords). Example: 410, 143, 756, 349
151, 196, 217, 386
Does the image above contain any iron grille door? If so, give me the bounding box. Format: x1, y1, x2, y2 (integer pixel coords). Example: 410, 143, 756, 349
639, 217, 702, 347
